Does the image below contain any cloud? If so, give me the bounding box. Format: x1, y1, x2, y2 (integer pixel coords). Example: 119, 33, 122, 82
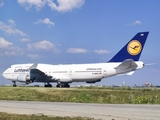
34, 18, 54, 27
0, 37, 13, 48
0, 20, 26, 36
0, 0, 4, 7
21, 38, 31, 42
46, 0, 85, 12
0, 51, 17, 56
27, 54, 40, 59
17, 0, 46, 10
17, 0, 85, 12
127, 20, 142, 26
67, 48, 110, 54
27, 40, 59, 53
67, 48, 88, 53
94, 50, 110, 54
0, 37, 23, 56
8, 19, 15, 26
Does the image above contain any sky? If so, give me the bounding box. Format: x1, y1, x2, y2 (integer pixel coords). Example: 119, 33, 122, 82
0, 0, 160, 86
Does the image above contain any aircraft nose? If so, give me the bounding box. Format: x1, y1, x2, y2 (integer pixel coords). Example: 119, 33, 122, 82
2, 69, 8, 79
2, 71, 6, 78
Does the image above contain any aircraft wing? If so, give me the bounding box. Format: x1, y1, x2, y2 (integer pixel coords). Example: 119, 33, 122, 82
29, 63, 72, 82
115, 59, 137, 70
29, 63, 53, 81
30, 69, 49, 77
30, 68, 53, 81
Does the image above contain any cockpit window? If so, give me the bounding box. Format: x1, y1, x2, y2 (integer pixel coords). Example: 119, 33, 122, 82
4, 68, 12, 74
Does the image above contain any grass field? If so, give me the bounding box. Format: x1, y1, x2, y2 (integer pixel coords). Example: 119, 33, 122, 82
0, 112, 95, 120
0, 86, 160, 104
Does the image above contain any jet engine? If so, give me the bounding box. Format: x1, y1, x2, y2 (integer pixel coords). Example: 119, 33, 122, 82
17, 75, 32, 84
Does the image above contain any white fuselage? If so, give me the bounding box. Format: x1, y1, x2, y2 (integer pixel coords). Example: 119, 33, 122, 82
2, 61, 144, 83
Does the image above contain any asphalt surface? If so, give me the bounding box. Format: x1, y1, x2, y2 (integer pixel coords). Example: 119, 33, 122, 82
0, 100, 160, 120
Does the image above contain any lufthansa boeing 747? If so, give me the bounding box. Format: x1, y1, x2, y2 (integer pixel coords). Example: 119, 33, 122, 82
2, 32, 149, 87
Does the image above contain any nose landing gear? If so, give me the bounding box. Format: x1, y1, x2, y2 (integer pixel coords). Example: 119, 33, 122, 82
12, 81, 17, 87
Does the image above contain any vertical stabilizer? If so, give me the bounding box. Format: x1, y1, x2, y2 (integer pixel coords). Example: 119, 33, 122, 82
109, 32, 149, 62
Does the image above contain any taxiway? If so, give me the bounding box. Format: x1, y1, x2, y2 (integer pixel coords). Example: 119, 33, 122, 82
0, 100, 160, 120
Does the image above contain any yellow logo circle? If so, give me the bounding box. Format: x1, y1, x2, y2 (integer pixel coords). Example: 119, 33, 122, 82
127, 40, 142, 55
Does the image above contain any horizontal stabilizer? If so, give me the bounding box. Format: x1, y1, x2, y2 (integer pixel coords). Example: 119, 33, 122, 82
115, 59, 137, 70
116, 71, 135, 76
126, 71, 135, 75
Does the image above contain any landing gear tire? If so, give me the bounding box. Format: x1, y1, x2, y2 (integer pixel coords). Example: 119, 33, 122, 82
44, 83, 52, 87
56, 84, 60, 88
49, 84, 52, 87
56, 83, 70, 88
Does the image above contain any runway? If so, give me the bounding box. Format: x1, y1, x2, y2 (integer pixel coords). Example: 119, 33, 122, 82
0, 100, 160, 120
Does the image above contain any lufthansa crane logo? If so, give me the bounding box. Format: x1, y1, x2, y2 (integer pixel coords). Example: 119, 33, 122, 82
127, 40, 142, 55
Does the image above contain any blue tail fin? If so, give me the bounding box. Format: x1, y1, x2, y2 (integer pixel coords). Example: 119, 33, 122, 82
109, 32, 149, 62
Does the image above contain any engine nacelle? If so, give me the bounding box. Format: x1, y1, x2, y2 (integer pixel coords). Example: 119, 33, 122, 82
17, 75, 31, 84
86, 79, 101, 83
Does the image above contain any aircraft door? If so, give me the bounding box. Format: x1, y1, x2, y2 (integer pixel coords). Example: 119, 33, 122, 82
69, 69, 72, 75
103, 68, 107, 77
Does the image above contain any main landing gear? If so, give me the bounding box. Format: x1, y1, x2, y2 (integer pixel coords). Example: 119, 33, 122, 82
44, 82, 70, 88
56, 83, 70, 88
44, 83, 52, 87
